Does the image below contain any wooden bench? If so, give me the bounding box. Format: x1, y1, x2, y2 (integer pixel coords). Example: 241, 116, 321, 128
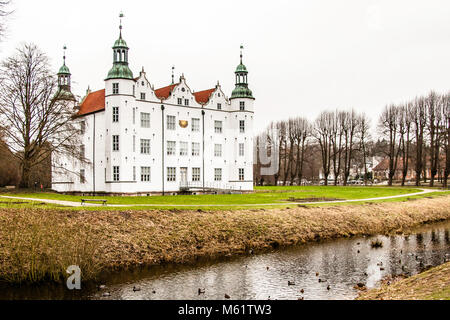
81, 199, 107, 206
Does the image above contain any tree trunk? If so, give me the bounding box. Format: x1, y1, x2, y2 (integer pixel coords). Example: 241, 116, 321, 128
20, 162, 31, 188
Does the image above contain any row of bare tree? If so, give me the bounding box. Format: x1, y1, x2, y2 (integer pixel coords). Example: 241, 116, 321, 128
255, 92, 450, 188
255, 109, 373, 187
378, 92, 450, 187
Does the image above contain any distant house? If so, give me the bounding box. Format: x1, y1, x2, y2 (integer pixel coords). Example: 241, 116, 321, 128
372, 156, 446, 182
372, 158, 416, 181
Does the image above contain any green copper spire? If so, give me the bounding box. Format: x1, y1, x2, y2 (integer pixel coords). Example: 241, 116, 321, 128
106, 12, 134, 80
56, 45, 75, 101
58, 45, 71, 75
231, 45, 254, 100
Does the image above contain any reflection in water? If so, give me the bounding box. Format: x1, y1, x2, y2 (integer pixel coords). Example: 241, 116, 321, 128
1, 221, 450, 300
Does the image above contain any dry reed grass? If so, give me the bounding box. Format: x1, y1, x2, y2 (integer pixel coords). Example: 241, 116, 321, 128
357, 262, 450, 300
0, 195, 449, 284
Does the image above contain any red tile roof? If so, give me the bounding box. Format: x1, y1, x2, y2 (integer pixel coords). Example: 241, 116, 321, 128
77, 89, 105, 116
154, 83, 178, 100
194, 88, 216, 105
373, 157, 414, 171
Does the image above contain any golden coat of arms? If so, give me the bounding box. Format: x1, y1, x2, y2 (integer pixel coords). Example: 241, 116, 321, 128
179, 120, 188, 128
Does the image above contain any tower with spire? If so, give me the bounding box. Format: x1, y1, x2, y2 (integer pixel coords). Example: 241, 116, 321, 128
230, 45, 254, 111
57, 45, 76, 101
106, 12, 134, 81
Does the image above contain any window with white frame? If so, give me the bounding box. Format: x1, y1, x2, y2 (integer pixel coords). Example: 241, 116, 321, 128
177, 98, 182, 105
239, 143, 245, 157
140, 92, 146, 100
239, 168, 245, 181
167, 141, 176, 155
167, 115, 176, 130
192, 142, 200, 156
214, 121, 222, 134
192, 168, 200, 182
167, 167, 176, 182
112, 107, 119, 122
112, 135, 119, 151
184, 99, 189, 106
132, 108, 136, 124
180, 141, 188, 156
113, 166, 120, 181
192, 118, 200, 132
240, 120, 245, 133
112, 83, 119, 94
133, 166, 136, 181
141, 167, 151, 182
217, 103, 222, 110
133, 135, 136, 152
80, 169, 86, 183
214, 144, 222, 157
214, 168, 222, 181
141, 139, 151, 154
141, 112, 150, 128
240, 101, 245, 111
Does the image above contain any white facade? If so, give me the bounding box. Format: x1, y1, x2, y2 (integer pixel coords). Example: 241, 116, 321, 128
52, 28, 255, 194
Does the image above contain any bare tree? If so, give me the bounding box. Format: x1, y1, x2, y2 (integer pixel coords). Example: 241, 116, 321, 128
426, 91, 443, 187
314, 111, 334, 185
357, 112, 371, 185
0, 43, 81, 188
442, 93, 450, 188
284, 120, 295, 185
341, 109, 358, 186
289, 117, 311, 185
397, 103, 413, 186
411, 97, 427, 186
330, 111, 344, 185
271, 121, 286, 186
0, 1, 12, 41
378, 105, 401, 186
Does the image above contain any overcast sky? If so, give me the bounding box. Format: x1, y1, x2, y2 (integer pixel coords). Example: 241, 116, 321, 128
1, 0, 450, 133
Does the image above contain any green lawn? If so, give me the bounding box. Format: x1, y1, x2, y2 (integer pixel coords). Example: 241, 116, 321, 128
0, 186, 436, 209
0, 187, 449, 211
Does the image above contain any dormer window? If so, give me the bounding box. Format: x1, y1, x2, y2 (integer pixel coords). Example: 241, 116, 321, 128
240, 101, 245, 111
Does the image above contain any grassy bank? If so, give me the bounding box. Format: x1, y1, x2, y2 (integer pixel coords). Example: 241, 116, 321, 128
358, 262, 450, 300
0, 195, 449, 285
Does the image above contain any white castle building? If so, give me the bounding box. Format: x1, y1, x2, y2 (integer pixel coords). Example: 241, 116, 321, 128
51, 22, 255, 195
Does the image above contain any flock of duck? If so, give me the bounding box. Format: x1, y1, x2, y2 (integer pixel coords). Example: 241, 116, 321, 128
96, 267, 335, 300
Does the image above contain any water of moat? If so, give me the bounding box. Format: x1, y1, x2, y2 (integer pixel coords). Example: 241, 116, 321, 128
2, 220, 450, 300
